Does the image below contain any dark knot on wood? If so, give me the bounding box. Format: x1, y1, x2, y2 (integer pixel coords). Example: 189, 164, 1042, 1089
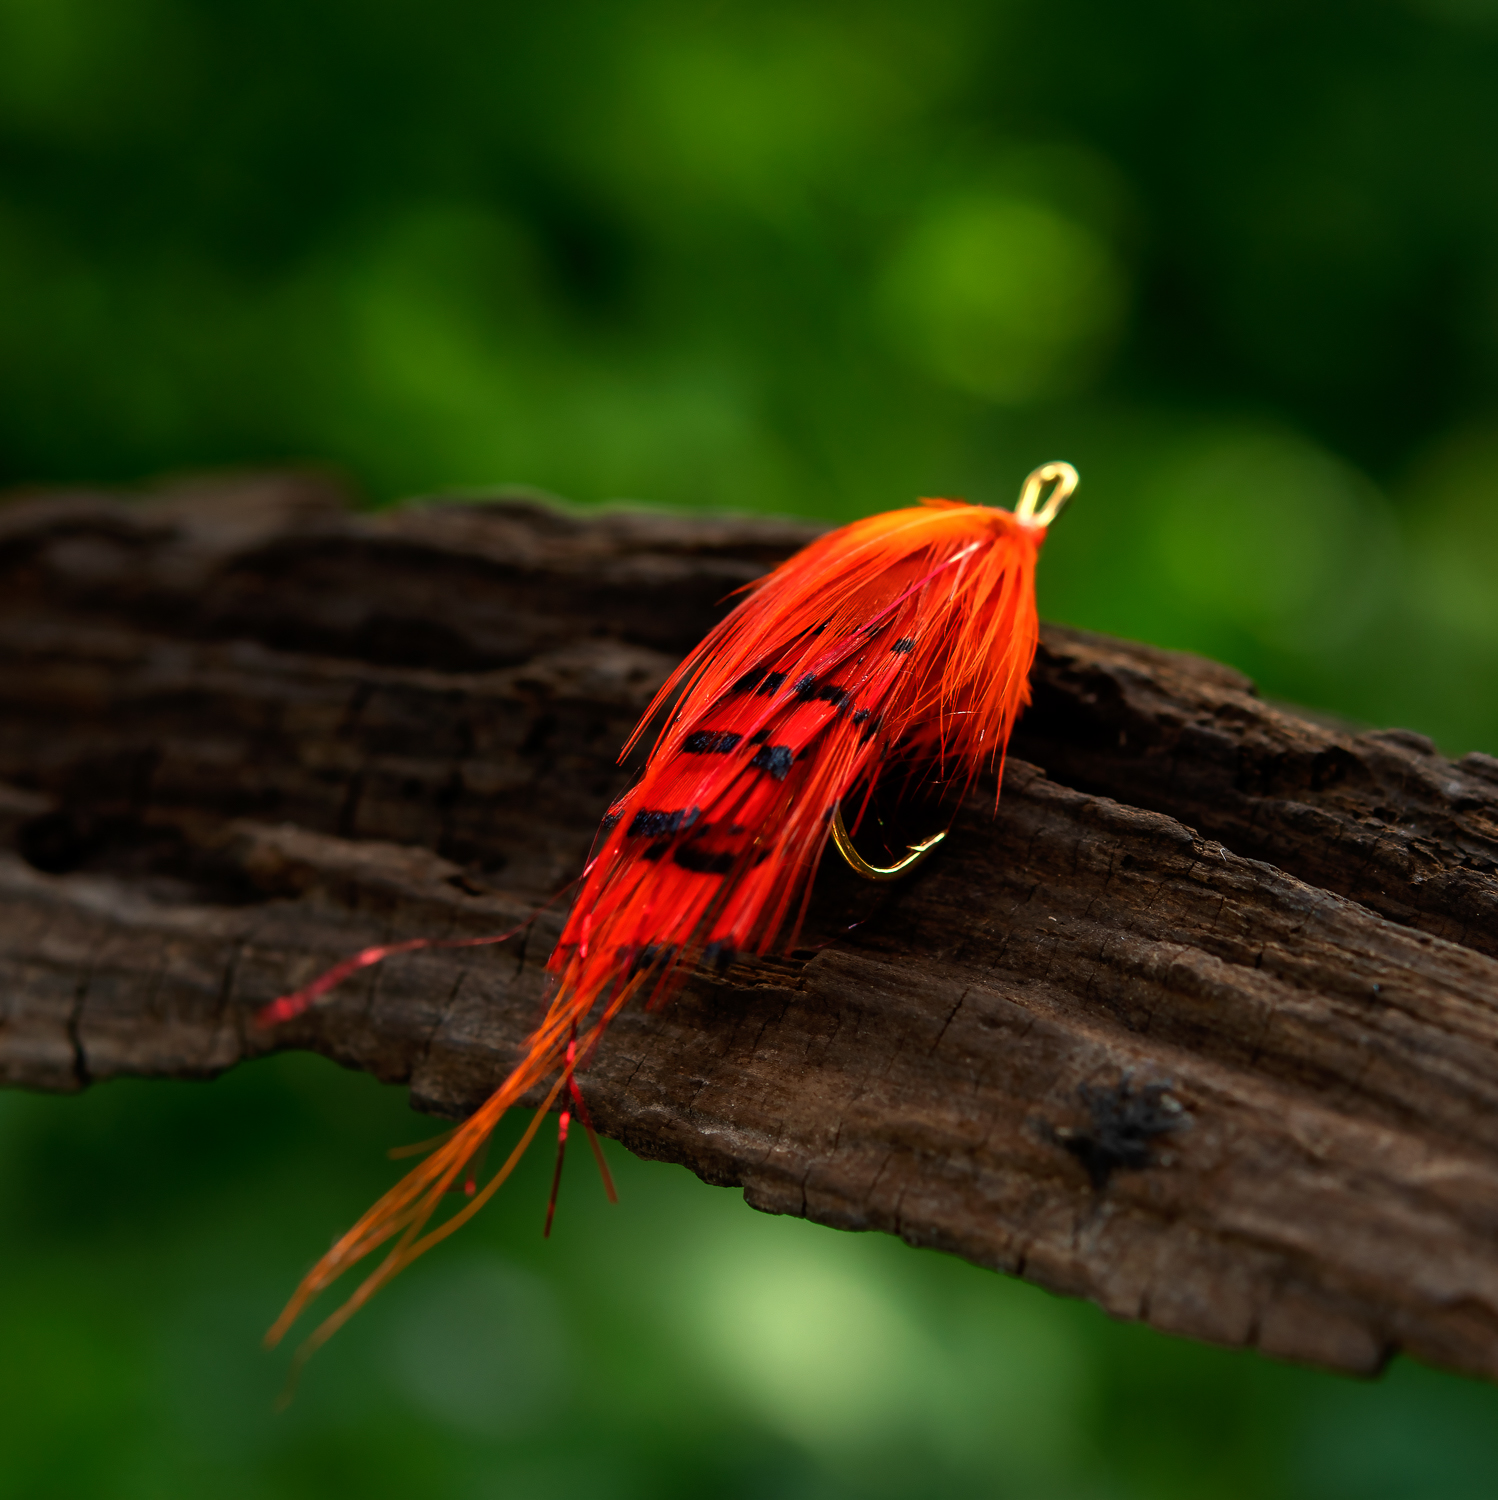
1048, 1076, 1192, 1193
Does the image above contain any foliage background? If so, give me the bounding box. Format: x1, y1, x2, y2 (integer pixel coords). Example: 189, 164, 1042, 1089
2, 0, 1497, 1495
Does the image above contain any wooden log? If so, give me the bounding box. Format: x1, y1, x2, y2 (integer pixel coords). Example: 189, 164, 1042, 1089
3, 471, 1497, 1382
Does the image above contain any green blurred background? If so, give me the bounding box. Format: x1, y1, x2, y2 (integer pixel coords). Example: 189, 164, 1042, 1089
3, 0, 1498, 1495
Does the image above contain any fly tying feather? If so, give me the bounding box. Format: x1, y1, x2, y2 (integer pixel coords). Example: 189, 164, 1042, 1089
261, 461, 1077, 1369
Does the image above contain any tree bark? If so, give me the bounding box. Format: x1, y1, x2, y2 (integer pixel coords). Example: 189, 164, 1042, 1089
3, 472, 1498, 1382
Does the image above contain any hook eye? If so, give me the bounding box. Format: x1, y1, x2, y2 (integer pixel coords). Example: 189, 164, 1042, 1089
830, 803, 946, 882
1013, 461, 1079, 527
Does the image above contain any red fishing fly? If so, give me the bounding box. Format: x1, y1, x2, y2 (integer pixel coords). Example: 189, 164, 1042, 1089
263, 461, 1077, 1364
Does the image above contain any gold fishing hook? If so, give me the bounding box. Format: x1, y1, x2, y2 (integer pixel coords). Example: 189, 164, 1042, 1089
831, 803, 946, 882
1013, 461, 1079, 528
829, 461, 1075, 883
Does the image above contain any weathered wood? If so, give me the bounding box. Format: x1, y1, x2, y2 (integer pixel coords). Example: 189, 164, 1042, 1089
1015, 629, 1498, 959
3, 472, 1497, 1383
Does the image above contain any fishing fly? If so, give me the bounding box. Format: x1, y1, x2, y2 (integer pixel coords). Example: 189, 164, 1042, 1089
261, 461, 1078, 1368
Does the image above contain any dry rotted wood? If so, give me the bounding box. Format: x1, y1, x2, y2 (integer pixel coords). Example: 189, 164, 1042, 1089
3, 473, 1498, 1383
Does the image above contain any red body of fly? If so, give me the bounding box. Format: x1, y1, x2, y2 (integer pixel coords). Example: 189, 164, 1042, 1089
263, 464, 1076, 1366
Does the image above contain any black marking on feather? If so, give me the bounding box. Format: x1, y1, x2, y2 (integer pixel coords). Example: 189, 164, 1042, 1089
852, 709, 871, 725
702, 941, 738, 973
599, 812, 621, 834
628, 943, 677, 977
749, 729, 770, 745
791, 673, 851, 712
673, 846, 736, 875
628, 806, 701, 838
731, 666, 769, 694
892, 638, 915, 654
683, 730, 743, 754
751, 744, 795, 780
757, 671, 787, 696
858, 713, 882, 744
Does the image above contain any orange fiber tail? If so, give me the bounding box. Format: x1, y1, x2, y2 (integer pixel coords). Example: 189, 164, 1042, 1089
265, 962, 640, 1367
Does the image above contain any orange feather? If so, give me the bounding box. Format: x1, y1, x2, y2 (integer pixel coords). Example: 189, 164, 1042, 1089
263, 463, 1076, 1368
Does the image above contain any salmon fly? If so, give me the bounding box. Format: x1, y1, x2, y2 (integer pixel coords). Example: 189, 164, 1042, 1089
263, 461, 1077, 1366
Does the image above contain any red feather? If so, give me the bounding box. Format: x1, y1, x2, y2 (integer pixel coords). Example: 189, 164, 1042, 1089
263, 463, 1076, 1366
